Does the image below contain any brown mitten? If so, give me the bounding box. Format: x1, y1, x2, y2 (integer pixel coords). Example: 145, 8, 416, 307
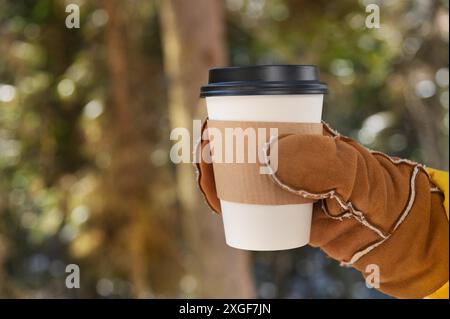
195, 122, 449, 298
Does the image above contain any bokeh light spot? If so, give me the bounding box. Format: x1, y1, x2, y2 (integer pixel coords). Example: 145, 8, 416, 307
57, 79, 75, 98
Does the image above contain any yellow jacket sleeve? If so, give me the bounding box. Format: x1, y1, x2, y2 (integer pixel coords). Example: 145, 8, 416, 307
426, 168, 449, 299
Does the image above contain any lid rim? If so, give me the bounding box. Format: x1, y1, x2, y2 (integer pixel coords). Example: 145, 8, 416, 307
200, 89, 328, 97
201, 64, 328, 97
208, 64, 320, 71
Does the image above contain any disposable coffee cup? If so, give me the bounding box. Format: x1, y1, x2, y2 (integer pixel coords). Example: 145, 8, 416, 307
200, 65, 327, 251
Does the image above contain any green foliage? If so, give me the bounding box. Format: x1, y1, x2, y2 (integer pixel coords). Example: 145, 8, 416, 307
0, 0, 448, 298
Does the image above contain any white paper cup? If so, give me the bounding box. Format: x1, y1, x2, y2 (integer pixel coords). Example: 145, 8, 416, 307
206, 94, 323, 250
200, 65, 327, 251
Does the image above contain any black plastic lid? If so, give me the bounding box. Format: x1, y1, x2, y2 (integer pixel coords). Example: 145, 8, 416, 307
200, 65, 328, 97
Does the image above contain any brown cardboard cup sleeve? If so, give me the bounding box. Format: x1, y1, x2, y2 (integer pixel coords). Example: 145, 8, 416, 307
206, 120, 323, 205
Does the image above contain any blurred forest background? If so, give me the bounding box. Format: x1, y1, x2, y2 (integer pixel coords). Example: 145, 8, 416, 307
0, 0, 448, 298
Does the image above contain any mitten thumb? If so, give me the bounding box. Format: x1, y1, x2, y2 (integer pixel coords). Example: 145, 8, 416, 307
270, 134, 359, 207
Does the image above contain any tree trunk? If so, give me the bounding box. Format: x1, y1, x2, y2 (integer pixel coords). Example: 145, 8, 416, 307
159, 0, 255, 298
103, 0, 149, 297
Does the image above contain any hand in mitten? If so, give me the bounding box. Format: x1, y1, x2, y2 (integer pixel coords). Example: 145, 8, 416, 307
196, 122, 449, 298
